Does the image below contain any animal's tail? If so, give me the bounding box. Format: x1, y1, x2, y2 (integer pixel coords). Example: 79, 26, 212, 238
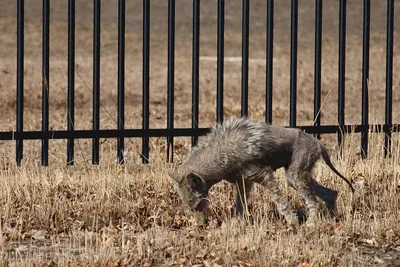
320, 143, 355, 193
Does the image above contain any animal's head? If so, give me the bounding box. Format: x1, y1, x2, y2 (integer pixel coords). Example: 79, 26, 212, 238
168, 171, 209, 215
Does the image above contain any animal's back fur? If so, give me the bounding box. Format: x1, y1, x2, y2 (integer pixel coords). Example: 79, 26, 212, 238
182, 117, 316, 182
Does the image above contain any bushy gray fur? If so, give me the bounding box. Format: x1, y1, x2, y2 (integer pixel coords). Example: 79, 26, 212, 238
168, 117, 354, 227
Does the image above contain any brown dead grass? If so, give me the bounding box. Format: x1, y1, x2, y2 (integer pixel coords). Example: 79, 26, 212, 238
0, 132, 400, 266
1, 0, 400, 266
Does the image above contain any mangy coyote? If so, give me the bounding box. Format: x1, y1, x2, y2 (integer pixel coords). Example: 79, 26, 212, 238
168, 117, 354, 227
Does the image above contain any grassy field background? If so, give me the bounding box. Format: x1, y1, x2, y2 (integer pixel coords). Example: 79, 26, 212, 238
1, 0, 400, 266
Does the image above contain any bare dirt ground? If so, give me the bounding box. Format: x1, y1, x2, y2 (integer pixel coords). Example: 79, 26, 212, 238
1, 0, 400, 266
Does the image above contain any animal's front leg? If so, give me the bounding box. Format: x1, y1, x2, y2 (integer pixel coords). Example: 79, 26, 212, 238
235, 180, 253, 217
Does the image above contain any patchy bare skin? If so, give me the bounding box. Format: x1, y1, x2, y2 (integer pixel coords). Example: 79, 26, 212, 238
168, 117, 354, 228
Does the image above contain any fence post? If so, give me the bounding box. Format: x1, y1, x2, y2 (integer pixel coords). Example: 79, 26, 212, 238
241, 0, 249, 118
338, 0, 346, 153
191, 0, 200, 146
67, 0, 75, 165
266, 0, 274, 124
384, 0, 394, 158
16, 0, 24, 166
313, 0, 322, 140
117, 0, 126, 164
92, 0, 101, 165
290, 0, 298, 128
142, 0, 150, 163
216, 0, 224, 124
42, 0, 50, 166
361, 0, 370, 159
167, 0, 175, 162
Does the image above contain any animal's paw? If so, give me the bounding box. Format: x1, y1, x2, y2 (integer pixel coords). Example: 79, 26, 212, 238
305, 215, 320, 228
288, 222, 299, 234
285, 214, 300, 232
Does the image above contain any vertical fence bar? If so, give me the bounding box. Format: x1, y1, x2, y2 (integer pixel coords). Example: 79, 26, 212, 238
290, 0, 298, 128
217, 0, 224, 123
67, 0, 75, 165
142, 0, 150, 163
266, 0, 273, 124
117, 0, 125, 164
92, 0, 100, 165
16, 0, 24, 166
241, 0, 249, 118
361, 0, 370, 159
167, 0, 175, 162
191, 0, 200, 146
384, 0, 394, 158
313, 0, 322, 139
42, 0, 50, 166
338, 0, 346, 150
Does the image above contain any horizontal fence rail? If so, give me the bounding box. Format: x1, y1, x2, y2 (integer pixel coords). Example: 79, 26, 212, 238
1, 124, 399, 140
2, 0, 397, 166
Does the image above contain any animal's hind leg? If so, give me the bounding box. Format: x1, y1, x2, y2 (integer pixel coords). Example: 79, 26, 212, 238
310, 178, 338, 218
288, 174, 339, 218
286, 169, 321, 226
235, 181, 253, 217
256, 169, 299, 227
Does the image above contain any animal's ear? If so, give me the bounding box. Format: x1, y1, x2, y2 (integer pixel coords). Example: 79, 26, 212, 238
186, 172, 207, 192
168, 171, 181, 184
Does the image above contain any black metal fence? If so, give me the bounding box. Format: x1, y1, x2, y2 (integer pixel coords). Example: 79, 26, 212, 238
0, 0, 399, 167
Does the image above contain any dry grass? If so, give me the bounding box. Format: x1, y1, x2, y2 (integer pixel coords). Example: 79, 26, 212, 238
1, 0, 400, 266
1, 131, 400, 266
